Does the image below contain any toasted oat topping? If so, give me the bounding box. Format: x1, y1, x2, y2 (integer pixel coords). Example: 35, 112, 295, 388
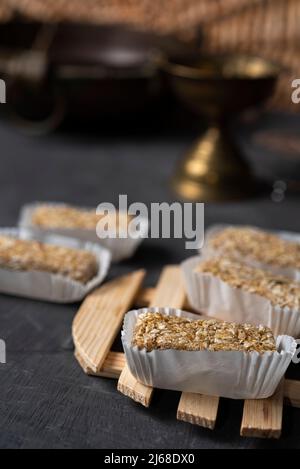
197, 257, 300, 310
31, 205, 131, 231
132, 312, 276, 353
0, 235, 98, 283
208, 226, 300, 270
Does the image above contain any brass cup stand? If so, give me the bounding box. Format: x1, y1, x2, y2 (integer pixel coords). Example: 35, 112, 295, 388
172, 122, 255, 201
163, 54, 280, 201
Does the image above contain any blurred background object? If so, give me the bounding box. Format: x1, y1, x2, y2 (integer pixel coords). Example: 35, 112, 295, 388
0, 20, 198, 133
1, 0, 299, 111
163, 53, 279, 201
0, 0, 299, 199
201, 0, 300, 112
0, 2, 12, 22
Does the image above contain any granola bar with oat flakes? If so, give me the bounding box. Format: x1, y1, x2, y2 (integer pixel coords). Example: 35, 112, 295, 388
197, 256, 300, 310
132, 312, 276, 353
0, 235, 98, 283
207, 226, 300, 270
31, 204, 131, 232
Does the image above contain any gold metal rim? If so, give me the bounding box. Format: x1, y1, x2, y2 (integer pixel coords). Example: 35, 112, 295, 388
162, 54, 280, 81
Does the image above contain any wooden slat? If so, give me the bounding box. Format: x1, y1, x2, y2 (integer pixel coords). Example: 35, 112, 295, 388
73, 270, 145, 373
240, 382, 284, 439
117, 365, 153, 407
75, 349, 93, 375
177, 393, 219, 429
118, 266, 186, 407
75, 349, 125, 379
150, 266, 186, 308
135, 287, 197, 312
284, 379, 300, 408
101, 351, 126, 379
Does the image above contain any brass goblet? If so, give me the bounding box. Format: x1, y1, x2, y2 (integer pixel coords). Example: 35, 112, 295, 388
163, 54, 280, 201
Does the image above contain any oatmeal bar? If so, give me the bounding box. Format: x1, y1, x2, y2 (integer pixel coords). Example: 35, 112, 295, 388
207, 226, 300, 270
132, 312, 276, 353
0, 235, 98, 283
197, 257, 300, 310
31, 204, 130, 231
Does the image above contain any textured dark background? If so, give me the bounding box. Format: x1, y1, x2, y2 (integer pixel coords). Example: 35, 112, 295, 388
0, 115, 300, 449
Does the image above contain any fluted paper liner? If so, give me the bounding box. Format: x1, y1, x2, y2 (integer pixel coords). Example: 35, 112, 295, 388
0, 228, 111, 303
19, 202, 149, 262
181, 255, 300, 337
202, 224, 300, 282
122, 307, 296, 399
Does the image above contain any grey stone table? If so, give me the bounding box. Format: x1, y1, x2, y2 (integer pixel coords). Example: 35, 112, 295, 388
0, 115, 299, 449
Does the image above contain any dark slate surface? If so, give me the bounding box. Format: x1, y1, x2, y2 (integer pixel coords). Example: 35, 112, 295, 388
0, 116, 300, 449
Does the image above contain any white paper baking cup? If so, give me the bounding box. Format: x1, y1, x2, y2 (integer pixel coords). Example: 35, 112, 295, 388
19, 202, 149, 262
122, 307, 296, 399
0, 228, 111, 303
181, 255, 300, 337
201, 224, 300, 281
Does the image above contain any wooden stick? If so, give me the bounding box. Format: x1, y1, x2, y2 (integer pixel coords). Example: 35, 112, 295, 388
240, 381, 284, 439
74, 349, 93, 375
117, 365, 153, 407
118, 266, 186, 407
73, 270, 145, 373
149, 266, 187, 308
135, 287, 197, 312
177, 393, 219, 429
75, 349, 125, 379
100, 351, 126, 379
